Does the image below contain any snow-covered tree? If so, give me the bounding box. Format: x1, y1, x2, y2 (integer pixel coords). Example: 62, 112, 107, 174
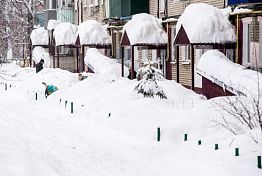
0, 0, 42, 63
134, 64, 167, 99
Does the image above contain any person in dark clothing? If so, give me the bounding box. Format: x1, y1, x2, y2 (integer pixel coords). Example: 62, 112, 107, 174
128, 68, 137, 80
36, 59, 44, 73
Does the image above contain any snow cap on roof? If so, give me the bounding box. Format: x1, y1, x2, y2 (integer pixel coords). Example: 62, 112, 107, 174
30, 27, 49, 46
78, 20, 111, 45
123, 13, 168, 45
53, 22, 78, 46
176, 3, 236, 43
47, 20, 60, 30
197, 50, 262, 97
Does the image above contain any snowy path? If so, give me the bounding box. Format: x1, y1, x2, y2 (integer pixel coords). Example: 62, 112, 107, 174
0, 64, 261, 176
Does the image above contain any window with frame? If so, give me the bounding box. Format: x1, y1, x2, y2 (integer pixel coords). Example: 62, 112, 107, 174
181, 45, 190, 62
242, 17, 252, 66
171, 27, 176, 62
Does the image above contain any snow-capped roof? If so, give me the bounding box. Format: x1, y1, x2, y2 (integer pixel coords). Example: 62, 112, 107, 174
122, 13, 168, 45
30, 27, 49, 46
78, 20, 111, 46
53, 22, 78, 46
32, 46, 51, 68
47, 20, 60, 30
197, 50, 262, 97
176, 3, 236, 43
84, 48, 128, 77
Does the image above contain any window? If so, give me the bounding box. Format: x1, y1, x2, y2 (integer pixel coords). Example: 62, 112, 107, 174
181, 46, 190, 62
160, 0, 165, 13
142, 50, 148, 63
171, 27, 176, 62
242, 17, 252, 66
104, 0, 110, 18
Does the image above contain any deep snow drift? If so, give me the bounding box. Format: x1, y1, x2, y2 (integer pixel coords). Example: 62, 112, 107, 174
0, 63, 261, 176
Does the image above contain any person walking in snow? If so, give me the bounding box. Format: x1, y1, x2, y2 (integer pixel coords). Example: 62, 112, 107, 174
36, 59, 44, 73
42, 82, 58, 98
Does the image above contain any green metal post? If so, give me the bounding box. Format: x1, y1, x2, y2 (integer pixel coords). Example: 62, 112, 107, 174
258, 156, 261, 169
35, 92, 37, 101
215, 144, 219, 150
71, 102, 73, 113
198, 140, 201, 145
65, 101, 67, 109
157, 127, 160, 142
235, 148, 239, 156
59, 99, 61, 103
184, 134, 188, 141
5, 83, 7, 90
108, 113, 111, 118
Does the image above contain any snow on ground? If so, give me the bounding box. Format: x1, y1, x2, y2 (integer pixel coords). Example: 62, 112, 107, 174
176, 3, 236, 43
0, 63, 261, 176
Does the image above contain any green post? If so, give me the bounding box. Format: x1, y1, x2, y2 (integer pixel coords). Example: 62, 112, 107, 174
35, 92, 37, 101
235, 148, 239, 156
108, 113, 111, 118
258, 156, 261, 169
157, 127, 160, 142
9, 84, 11, 88
184, 134, 188, 141
65, 101, 67, 109
215, 144, 219, 150
198, 140, 201, 145
59, 99, 61, 103
71, 102, 73, 113
5, 83, 7, 90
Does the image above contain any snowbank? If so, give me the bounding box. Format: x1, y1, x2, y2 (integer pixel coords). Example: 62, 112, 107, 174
47, 20, 60, 30
84, 48, 128, 77
30, 27, 49, 46
78, 20, 111, 45
176, 3, 236, 43
123, 13, 167, 45
53, 22, 78, 46
32, 47, 51, 68
197, 50, 262, 97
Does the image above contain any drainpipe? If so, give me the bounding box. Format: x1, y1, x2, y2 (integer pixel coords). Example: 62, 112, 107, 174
236, 14, 239, 64
157, 0, 159, 18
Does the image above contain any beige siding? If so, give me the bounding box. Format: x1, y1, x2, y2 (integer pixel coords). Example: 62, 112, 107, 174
173, 0, 224, 16
149, 0, 158, 17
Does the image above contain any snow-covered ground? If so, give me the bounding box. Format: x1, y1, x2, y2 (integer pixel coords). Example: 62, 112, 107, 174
0, 63, 261, 176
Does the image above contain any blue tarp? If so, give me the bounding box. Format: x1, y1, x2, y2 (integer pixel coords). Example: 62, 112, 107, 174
228, 0, 262, 5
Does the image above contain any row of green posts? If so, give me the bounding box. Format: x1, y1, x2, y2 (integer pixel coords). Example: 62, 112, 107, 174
156, 128, 261, 169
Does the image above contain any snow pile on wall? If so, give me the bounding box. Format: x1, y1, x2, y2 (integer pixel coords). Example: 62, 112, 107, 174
84, 48, 128, 77
47, 20, 60, 30
30, 27, 49, 46
176, 3, 236, 43
53, 22, 78, 46
123, 13, 167, 45
78, 20, 111, 45
32, 47, 51, 68
197, 50, 262, 97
